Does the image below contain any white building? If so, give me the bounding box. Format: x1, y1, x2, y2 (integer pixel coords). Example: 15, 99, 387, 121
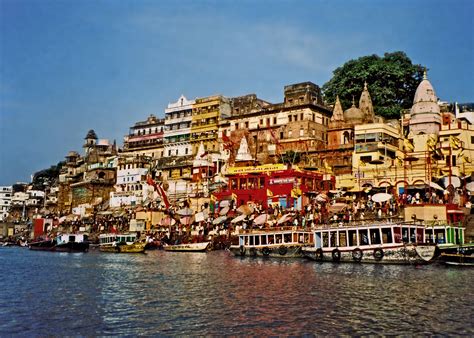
109, 156, 151, 208
0, 186, 12, 221
164, 95, 194, 158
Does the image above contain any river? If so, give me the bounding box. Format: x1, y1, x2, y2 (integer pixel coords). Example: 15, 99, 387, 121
0, 247, 472, 336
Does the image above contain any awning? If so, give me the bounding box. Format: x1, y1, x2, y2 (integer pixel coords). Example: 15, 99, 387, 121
213, 215, 227, 225
328, 203, 348, 213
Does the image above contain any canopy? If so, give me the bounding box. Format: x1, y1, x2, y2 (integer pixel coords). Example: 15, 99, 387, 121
442, 176, 461, 189
315, 193, 328, 202
371, 193, 392, 203
194, 212, 205, 223
277, 213, 293, 225
212, 215, 227, 225
253, 214, 270, 225
429, 181, 444, 191
237, 204, 254, 215
177, 207, 194, 216
231, 214, 247, 224
328, 203, 348, 213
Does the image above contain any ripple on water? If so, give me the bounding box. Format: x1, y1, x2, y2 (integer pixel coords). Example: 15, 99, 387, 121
0, 248, 473, 336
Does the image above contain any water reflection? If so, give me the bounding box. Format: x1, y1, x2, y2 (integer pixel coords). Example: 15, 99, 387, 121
0, 248, 472, 336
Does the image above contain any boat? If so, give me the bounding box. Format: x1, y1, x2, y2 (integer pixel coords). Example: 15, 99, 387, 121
229, 227, 313, 258
99, 233, 146, 253
438, 246, 474, 266
29, 233, 89, 253
424, 223, 474, 255
302, 222, 436, 264
163, 241, 210, 252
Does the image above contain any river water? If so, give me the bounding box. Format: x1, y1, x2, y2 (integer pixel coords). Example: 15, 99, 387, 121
0, 247, 472, 336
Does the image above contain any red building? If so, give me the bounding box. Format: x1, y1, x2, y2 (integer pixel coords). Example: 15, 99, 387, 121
213, 164, 334, 210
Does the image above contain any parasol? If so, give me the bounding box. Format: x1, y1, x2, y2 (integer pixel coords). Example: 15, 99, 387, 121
177, 207, 194, 216
212, 215, 227, 225
277, 213, 293, 225
219, 206, 230, 216
237, 204, 254, 215
253, 214, 271, 225
371, 193, 392, 203
231, 214, 247, 224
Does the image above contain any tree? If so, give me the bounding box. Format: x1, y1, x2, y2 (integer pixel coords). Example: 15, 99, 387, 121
322, 51, 425, 119
31, 161, 65, 190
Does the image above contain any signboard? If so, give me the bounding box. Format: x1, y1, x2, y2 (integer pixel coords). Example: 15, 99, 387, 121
269, 177, 296, 185
227, 164, 287, 175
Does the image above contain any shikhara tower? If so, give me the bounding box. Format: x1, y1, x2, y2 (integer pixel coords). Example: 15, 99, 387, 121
409, 70, 441, 136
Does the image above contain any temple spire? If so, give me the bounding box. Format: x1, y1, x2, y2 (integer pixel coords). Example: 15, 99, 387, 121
331, 95, 344, 122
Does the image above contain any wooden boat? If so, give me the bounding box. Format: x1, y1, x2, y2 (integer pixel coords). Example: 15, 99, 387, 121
438, 246, 474, 266
229, 228, 313, 258
163, 241, 210, 252
29, 233, 89, 253
302, 222, 436, 264
99, 233, 146, 253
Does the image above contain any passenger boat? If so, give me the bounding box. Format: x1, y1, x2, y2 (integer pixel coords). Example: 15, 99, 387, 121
99, 233, 146, 253
29, 233, 89, 253
438, 246, 474, 266
229, 228, 313, 258
302, 222, 436, 264
424, 223, 474, 255
163, 241, 210, 252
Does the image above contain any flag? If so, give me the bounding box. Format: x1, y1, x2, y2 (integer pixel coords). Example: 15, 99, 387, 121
231, 193, 237, 201
449, 135, 461, 150
222, 134, 235, 151
266, 189, 273, 197
426, 135, 437, 151
200, 151, 209, 158
359, 159, 366, 167
396, 157, 403, 166
210, 194, 217, 202
404, 138, 414, 152
463, 155, 472, 163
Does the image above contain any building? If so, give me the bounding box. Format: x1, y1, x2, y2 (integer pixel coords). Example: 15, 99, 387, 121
109, 155, 151, 208
122, 115, 165, 159
164, 95, 194, 158
0, 186, 12, 221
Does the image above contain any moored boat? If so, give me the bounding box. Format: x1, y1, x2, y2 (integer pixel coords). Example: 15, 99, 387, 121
29, 233, 89, 253
99, 233, 146, 253
229, 228, 313, 258
302, 222, 436, 264
163, 241, 210, 252
438, 246, 474, 266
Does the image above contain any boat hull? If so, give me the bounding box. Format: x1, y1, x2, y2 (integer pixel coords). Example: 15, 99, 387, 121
438, 246, 474, 266
302, 244, 436, 265
229, 244, 304, 258
163, 242, 210, 252
99, 242, 146, 253
29, 240, 89, 253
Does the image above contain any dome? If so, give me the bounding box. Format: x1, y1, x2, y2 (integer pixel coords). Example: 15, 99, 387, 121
343, 99, 365, 124
85, 129, 98, 140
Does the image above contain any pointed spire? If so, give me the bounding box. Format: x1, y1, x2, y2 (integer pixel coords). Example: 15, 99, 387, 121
351, 96, 356, 107
423, 68, 428, 80
359, 82, 374, 123
331, 95, 344, 122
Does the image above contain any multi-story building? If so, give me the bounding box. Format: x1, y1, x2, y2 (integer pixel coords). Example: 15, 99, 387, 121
123, 114, 165, 160
164, 95, 194, 158
109, 155, 151, 208
0, 186, 12, 221
191, 95, 231, 156
222, 82, 332, 167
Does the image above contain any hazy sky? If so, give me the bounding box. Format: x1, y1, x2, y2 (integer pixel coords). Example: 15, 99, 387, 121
1, 0, 473, 185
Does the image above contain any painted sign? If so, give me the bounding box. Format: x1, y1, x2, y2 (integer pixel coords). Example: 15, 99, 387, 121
227, 164, 287, 175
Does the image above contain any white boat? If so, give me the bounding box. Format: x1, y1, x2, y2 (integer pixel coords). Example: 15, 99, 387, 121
302, 222, 436, 264
163, 241, 210, 252
99, 233, 146, 253
229, 228, 313, 258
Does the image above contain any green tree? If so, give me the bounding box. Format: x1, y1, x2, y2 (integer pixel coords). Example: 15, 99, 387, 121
32, 161, 65, 190
322, 51, 425, 119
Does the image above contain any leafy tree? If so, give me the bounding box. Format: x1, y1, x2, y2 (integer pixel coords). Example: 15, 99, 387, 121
31, 161, 65, 190
322, 51, 425, 119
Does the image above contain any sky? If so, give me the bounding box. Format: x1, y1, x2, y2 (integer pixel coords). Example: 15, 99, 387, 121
0, 0, 473, 185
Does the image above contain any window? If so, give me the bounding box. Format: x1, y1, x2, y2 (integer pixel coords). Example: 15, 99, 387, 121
300, 128, 304, 137
273, 117, 277, 124
300, 113, 304, 120
289, 116, 292, 122
245, 122, 249, 129
471, 136, 474, 144
381, 228, 393, 244
280, 131, 284, 139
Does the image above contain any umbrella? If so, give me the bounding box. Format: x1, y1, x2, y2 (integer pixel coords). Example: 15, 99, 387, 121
442, 176, 461, 188
371, 193, 392, 203
180, 216, 194, 226
177, 207, 194, 216
429, 181, 444, 191
254, 214, 270, 225
231, 214, 247, 224
466, 182, 474, 192
219, 206, 230, 216
277, 213, 293, 225
237, 204, 254, 215
194, 212, 205, 223
315, 193, 328, 202
212, 215, 227, 225
160, 217, 176, 226
219, 200, 231, 207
